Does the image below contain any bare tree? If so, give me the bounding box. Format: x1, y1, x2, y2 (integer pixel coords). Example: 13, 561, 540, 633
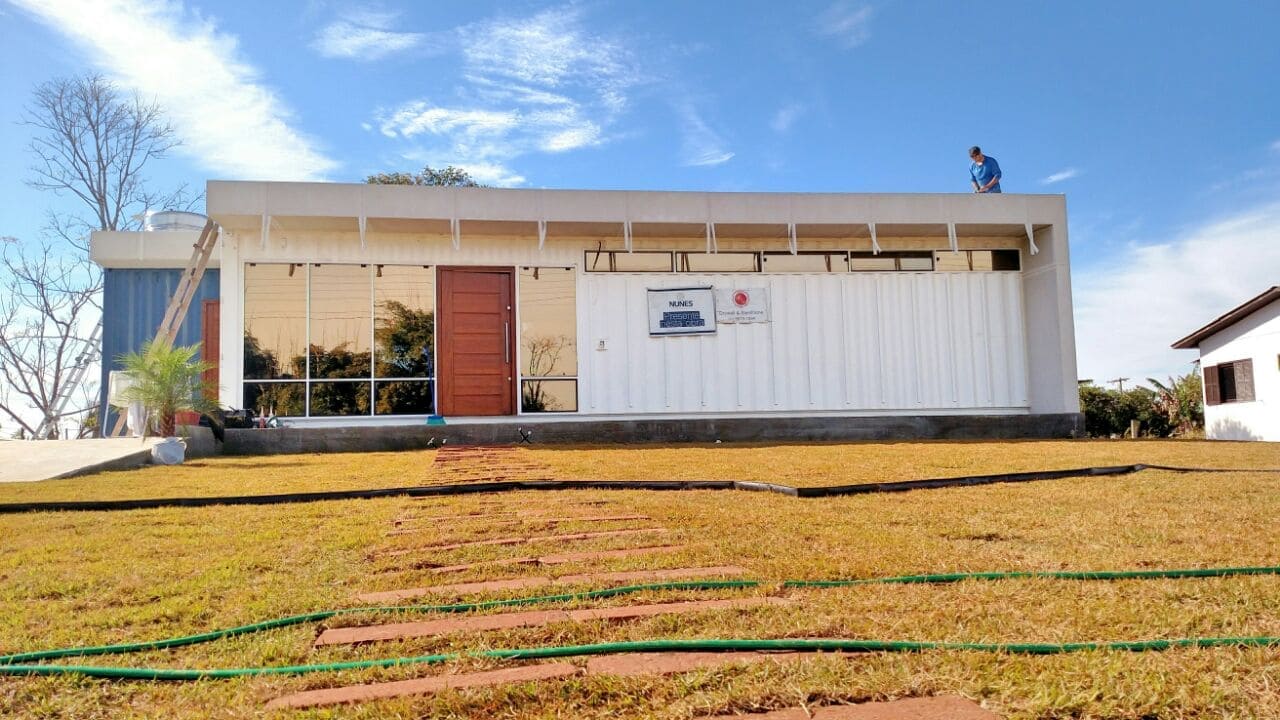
0, 74, 187, 437
26, 73, 185, 242
0, 237, 100, 438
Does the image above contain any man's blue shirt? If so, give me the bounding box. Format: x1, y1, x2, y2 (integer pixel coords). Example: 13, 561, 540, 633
970, 155, 1002, 193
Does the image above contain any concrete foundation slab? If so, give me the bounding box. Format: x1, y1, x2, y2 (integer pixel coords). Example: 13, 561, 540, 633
0, 438, 158, 483
224, 413, 1083, 455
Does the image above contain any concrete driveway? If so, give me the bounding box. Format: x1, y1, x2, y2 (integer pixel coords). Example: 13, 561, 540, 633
0, 438, 157, 482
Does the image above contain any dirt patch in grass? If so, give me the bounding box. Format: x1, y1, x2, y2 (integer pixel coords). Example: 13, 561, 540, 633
1, 440, 1278, 718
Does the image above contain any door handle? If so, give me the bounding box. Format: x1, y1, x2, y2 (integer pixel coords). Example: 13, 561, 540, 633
504, 321, 510, 365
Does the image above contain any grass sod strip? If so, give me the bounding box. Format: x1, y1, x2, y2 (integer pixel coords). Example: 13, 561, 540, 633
3, 463, 1277, 514
3, 565, 1278, 668
0, 581, 758, 666
3, 636, 1280, 680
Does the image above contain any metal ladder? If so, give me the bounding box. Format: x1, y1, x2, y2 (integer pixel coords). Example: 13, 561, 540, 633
34, 319, 101, 439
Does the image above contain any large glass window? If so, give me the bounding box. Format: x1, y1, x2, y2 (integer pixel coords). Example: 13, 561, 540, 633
518, 267, 578, 413
243, 263, 306, 379
242, 263, 306, 415
242, 263, 437, 417
374, 265, 435, 415
309, 264, 372, 379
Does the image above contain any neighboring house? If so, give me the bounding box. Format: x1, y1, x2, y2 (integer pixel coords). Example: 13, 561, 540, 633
1173, 287, 1280, 441
91, 182, 1081, 441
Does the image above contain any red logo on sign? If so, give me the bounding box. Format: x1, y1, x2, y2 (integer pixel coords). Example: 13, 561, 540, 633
733, 290, 750, 306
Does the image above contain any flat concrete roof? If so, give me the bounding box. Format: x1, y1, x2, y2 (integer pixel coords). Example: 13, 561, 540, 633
207, 181, 1066, 234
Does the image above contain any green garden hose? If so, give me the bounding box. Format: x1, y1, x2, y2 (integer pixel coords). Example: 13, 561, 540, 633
2, 565, 1277, 679
2, 636, 1279, 680
0, 581, 758, 666
784, 565, 1280, 587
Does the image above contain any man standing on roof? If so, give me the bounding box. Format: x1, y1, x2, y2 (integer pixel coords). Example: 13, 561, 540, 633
969, 146, 1002, 193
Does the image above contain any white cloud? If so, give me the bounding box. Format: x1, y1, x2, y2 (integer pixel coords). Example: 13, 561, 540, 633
379, 103, 519, 139
678, 103, 734, 167
374, 7, 637, 184
542, 126, 601, 152
11, 0, 337, 181
1073, 202, 1280, 385
1041, 167, 1081, 185
771, 103, 804, 134
456, 162, 526, 187
459, 8, 634, 98
817, 2, 873, 48
312, 9, 424, 61
1270, 139, 1280, 153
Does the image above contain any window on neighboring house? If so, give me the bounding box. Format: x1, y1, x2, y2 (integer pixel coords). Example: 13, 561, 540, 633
1203, 358, 1255, 405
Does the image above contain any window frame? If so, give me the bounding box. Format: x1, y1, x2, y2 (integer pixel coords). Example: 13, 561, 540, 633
1204, 358, 1255, 405
242, 262, 438, 418
516, 265, 579, 415
584, 250, 674, 272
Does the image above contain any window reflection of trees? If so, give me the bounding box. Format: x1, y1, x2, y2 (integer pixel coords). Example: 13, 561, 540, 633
518, 267, 577, 413
242, 263, 438, 417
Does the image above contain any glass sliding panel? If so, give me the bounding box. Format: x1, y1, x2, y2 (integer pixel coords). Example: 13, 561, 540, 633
970, 250, 994, 271
761, 252, 847, 272
309, 381, 371, 416
374, 265, 435, 378
243, 382, 305, 416
309, 264, 372, 380
521, 379, 578, 413
848, 253, 898, 271
933, 251, 971, 271
375, 380, 435, 415
243, 263, 306, 379
677, 252, 759, 272
518, 267, 577, 378
898, 254, 934, 271
588, 253, 675, 272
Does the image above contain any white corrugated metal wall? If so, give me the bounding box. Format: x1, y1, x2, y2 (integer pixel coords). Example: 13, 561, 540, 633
581, 272, 1028, 414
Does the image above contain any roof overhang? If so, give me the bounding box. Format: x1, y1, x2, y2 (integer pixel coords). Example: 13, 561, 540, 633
206, 181, 1065, 236
1171, 286, 1280, 349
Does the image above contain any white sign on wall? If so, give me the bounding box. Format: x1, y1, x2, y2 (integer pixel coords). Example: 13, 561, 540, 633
715, 287, 771, 323
647, 287, 717, 336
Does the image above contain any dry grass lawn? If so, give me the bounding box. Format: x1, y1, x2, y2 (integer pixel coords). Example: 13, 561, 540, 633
0, 439, 1278, 719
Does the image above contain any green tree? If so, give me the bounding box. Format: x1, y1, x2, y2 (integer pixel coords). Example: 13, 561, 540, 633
1148, 371, 1204, 435
373, 301, 436, 415
116, 340, 215, 437
365, 165, 485, 187
1078, 381, 1184, 438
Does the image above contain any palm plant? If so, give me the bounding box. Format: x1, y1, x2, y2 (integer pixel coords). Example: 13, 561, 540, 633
1147, 371, 1204, 435
117, 340, 216, 437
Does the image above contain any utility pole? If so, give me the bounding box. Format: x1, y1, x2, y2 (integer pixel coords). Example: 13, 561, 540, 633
1108, 377, 1129, 392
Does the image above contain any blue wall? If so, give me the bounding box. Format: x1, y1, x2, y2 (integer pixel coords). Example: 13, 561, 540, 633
99, 268, 221, 431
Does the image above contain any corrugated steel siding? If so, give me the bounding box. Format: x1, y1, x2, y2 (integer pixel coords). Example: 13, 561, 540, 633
98, 269, 221, 429
582, 272, 1027, 414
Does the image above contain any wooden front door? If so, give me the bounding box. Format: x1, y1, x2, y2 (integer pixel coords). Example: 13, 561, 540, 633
437, 267, 516, 416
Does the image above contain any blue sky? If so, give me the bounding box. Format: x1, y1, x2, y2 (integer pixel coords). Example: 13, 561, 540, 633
1, 0, 1278, 384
